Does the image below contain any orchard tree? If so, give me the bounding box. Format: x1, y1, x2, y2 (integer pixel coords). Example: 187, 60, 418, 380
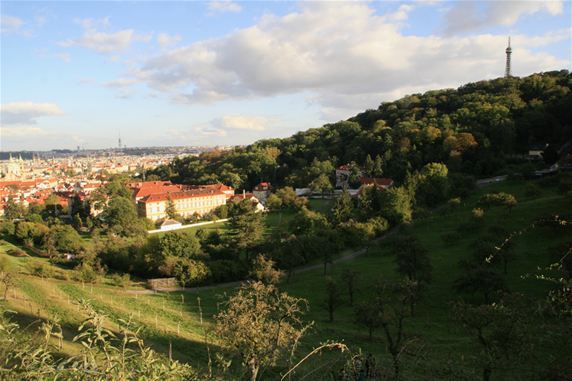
452, 295, 531, 381
393, 235, 432, 283
323, 276, 342, 322
355, 302, 382, 341
342, 268, 359, 306
214, 281, 309, 381
249, 254, 284, 285
454, 264, 505, 303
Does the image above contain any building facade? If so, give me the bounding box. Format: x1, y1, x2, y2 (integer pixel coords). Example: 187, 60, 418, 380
137, 189, 228, 221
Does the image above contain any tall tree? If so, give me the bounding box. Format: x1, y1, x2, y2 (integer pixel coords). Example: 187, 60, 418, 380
228, 200, 265, 259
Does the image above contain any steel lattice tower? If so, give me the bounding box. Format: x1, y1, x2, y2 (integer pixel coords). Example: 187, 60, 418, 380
505, 37, 512, 77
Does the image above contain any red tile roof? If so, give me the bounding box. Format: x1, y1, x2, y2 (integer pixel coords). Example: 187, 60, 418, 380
140, 188, 225, 203
360, 177, 394, 188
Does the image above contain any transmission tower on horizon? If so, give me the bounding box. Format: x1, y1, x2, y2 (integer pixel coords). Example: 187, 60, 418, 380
505, 37, 512, 77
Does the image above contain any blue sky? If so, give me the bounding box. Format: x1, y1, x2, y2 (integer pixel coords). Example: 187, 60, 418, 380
1, 1, 571, 151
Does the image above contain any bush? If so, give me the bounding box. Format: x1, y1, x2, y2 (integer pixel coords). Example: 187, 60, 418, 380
208, 260, 248, 283
478, 192, 517, 208
472, 208, 485, 219
26, 262, 53, 278
75, 263, 98, 283
525, 183, 542, 197
448, 197, 462, 209
110, 273, 130, 288
7, 248, 27, 257
53, 269, 70, 281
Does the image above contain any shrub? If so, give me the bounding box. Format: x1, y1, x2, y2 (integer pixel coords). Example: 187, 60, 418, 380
448, 197, 462, 209
472, 208, 485, 219
524, 183, 542, 197
26, 262, 53, 278
111, 273, 130, 288
75, 263, 98, 283
7, 248, 27, 257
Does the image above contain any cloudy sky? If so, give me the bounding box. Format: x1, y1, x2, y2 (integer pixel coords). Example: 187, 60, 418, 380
1, 1, 570, 151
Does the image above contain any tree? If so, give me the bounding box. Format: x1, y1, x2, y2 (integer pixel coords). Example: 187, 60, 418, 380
454, 264, 505, 303
309, 173, 333, 196
373, 155, 384, 177
228, 200, 265, 259
355, 302, 382, 341
275, 187, 297, 208
0, 256, 15, 300
415, 162, 450, 207
332, 190, 353, 224
249, 254, 284, 284
452, 295, 531, 381
157, 230, 202, 259
323, 276, 342, 322
45, 225, 84, 255
392, 235, 431, 315
393, 236, 431, 282
342, 268, 358, 306
214, 281, 309, 381
364, 154, 375, 177
99, 196, 146, 237
379, 186, 413, 225
72, 214, 83, 231
165, 197, 178, 220
372, 279, 419, 379
265, 193, 282, 211
3, 199, 26, 220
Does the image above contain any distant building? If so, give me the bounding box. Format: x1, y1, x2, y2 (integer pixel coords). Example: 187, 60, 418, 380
160, 219, 182, 231
335, 164, 352, 188
137, 188, 227, 221
230, 192, 266, 213
528, 143, 548, 161
253, 182, 271, 203
359, 177, 394, 190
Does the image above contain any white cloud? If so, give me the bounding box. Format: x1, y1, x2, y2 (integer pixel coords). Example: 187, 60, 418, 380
1, 102, 63, 125
193, 115, 272, 137
216, 115, 269, 131
208, 1, 242, 13
1, 15, 24, 33
60, 18, 151, 53
157, 32, 182, 47
131, 1, 569, 120
443, 1, 563, 35
1, 126, 46, 137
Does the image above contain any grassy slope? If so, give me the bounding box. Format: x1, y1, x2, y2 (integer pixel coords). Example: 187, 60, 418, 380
1, 183, 569, 379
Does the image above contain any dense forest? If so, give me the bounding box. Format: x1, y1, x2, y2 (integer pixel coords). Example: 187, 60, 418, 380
149, 71, 572, 190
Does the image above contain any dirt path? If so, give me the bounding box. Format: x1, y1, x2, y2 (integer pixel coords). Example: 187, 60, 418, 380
125, 227, 400, 295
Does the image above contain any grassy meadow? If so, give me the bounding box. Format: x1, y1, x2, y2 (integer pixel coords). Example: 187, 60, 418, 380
1, 180, 570, 379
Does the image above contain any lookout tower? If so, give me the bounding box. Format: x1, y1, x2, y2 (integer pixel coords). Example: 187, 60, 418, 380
505, 37, 512, 77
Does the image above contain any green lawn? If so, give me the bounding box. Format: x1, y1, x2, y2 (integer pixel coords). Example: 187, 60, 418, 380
1, 180, 569, 379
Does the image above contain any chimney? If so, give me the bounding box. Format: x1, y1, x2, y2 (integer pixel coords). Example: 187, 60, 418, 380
243, 189, 246, 198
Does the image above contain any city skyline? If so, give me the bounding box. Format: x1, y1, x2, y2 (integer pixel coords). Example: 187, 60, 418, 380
1, 0, 571, 151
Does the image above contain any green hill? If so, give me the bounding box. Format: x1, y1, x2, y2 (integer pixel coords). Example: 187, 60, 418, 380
2, 177, 570, 379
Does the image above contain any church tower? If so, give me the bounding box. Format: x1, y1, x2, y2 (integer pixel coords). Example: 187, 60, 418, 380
505, 37, 512, 77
